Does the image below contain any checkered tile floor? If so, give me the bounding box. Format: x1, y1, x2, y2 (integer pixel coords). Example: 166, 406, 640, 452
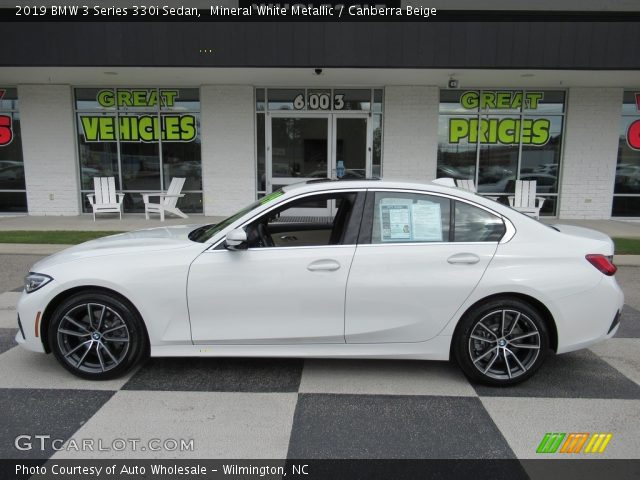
1, 285, 639, 460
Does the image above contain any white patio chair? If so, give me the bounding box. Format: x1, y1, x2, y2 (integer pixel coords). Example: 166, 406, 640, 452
455, 178, 500, 201
508, 180, 545, 219
142, 177, 188, 221
86, 177, 124, 221
432, 177, 457, 187
455, 178, 477, 192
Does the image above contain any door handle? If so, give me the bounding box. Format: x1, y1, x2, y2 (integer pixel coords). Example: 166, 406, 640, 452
447, 253, 481, 265
307, 259, 341, 272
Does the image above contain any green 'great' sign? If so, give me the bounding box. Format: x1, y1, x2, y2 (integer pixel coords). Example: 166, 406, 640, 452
448, 91, 550, 146
80, 89, 197, 143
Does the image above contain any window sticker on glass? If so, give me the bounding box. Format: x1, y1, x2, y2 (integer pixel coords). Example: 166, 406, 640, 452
411, 202, 443, 242
380, 204, 412, 241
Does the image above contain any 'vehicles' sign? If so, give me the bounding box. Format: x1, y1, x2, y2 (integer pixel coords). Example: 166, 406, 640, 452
448, 91, 551, 146
79, 89, 197, 142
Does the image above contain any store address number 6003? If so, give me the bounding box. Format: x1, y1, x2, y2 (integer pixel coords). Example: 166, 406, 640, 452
293, 93, 345, 111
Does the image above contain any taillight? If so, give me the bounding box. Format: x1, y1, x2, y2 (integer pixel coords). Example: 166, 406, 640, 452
586, 254, 617, 276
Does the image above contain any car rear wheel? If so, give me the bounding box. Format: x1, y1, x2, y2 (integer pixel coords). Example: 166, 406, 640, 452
453, 298, 549, 386
49, 291, 147, 380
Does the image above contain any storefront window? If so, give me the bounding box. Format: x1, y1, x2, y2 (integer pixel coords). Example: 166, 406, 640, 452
437, 90, 565, 216
0, 88, 27, 212
613, 91, 640, 217
75, 88, 202, 213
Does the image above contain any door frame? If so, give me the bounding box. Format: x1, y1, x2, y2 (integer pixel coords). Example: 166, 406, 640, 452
267, 112, 371, 216
267, 112, 373, 188
331, 113, 372, 180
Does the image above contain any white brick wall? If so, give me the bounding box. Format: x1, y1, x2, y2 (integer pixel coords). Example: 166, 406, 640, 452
200, 85, 255, 216
382, 86, 439, 182
18, 85, 80, 216
558, 87, 623, 219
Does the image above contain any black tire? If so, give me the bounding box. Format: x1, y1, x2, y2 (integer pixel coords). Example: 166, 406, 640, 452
48, 290, 148, 380
453, 297, 550, 386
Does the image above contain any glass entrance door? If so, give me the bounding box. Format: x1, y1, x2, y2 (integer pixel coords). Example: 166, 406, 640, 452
332, 116, 370, 180
267, 113, 370, 217
268, 115, 330, 187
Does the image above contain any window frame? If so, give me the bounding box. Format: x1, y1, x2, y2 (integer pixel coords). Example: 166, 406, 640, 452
212, 189, 367, 250
358, 189, 509, 246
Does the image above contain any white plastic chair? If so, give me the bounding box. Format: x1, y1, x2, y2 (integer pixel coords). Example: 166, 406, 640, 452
455, 179, 477, 192
86, 177, 124, 221
508, 180, 545, 219
142, 177, 188, 221
432, 177, 457, 187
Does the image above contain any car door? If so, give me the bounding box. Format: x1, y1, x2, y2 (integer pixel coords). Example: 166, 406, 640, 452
345, 190, 505, 343
188, 190, 364, 344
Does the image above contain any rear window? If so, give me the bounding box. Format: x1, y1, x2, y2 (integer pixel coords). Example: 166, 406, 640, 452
454, 201, 506, 242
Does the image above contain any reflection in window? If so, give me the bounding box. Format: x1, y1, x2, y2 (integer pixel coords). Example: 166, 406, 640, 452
437, 90, 565, 216
271, 117, 328, 178
256, 112, 266, 192
0, 88, 27, 212
76, 114, 119, 190
613, 91, 640, 217
75, 88, 202, 214
373, 114, 383, 178
454, 201, 505, 242
477, 116, 519, 194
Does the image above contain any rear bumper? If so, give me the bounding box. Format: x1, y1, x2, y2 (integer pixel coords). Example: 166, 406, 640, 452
607, 309, 622, 335
555, 276, 624, 354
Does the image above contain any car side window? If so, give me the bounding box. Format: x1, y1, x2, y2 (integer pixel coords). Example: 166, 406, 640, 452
454, 201, 506, 242
370, 192, 450, 244
245, 192, 359, 248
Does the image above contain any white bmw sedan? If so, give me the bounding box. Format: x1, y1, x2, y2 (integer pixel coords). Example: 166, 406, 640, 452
16, 180, 623, 386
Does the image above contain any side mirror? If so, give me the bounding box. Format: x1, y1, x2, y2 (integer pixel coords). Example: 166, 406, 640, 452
224, 228, 248, 251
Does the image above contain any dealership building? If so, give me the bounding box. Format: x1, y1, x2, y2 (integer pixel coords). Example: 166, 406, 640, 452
1, 0, 640, 219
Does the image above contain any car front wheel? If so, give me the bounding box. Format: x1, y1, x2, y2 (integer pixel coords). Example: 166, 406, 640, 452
453, 298, 549, 386
49, 291, 147, 380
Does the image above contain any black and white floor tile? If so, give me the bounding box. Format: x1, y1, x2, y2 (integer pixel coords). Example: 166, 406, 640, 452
0, 289, 638, 461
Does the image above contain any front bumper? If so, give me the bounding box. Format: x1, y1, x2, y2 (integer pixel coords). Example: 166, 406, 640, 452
15, 291, 47, 353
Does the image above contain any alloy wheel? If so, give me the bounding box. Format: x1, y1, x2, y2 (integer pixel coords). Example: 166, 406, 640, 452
467, 309, 541, 380
56, 302, 130, 374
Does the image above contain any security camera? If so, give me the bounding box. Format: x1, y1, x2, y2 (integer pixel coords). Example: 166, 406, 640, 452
448, 78, 459, 89
314, 68, 323, 75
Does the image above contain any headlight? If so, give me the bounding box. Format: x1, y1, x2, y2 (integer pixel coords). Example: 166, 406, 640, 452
24, 273, 53, 293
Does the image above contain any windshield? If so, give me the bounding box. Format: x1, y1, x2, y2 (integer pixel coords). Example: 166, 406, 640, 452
189, 189, 285, 243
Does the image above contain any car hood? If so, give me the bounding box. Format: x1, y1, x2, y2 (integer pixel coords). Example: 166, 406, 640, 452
31, 225, 206, 271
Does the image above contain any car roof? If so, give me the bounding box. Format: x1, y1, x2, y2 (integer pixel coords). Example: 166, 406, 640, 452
279, 178, 524, 220
283, 178, 470, 197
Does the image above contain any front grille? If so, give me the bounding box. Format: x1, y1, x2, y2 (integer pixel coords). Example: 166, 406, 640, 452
607, 310, 622, 334
17, 314, 26, 340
